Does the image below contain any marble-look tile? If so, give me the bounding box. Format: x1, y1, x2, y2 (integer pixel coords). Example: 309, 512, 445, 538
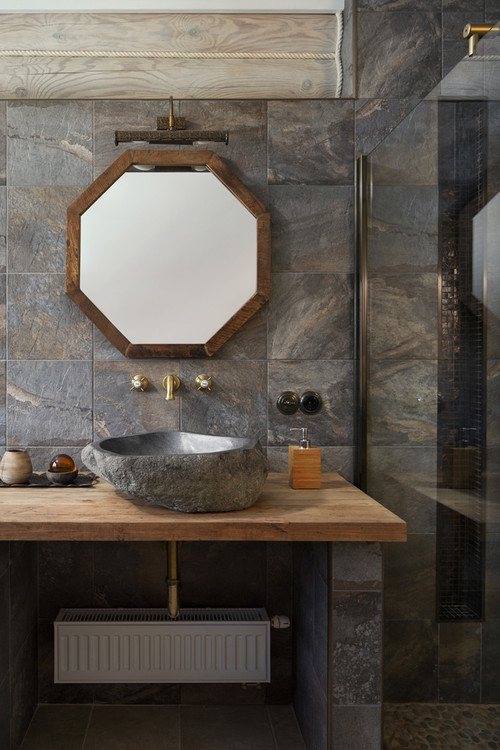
267, 273, 353, 360
442, 39, 468, 78
443, 0, 483, 9
93, 327, 127, 361
384, 619, 438, 702
369, 100, 438, 186
212, 306, 267, 361
0, 675, 9, 750
268, 101, 354, 186
332, 542, 382, 591
331, 591, 382, 704
487, 360, 500, 447
180, 360, 267, 444
93, 682, 180, 705
181, 541, 267, 608
181, 705, 276, 750
331, 706, 381, 750
0, 542, 8, 579
357, 12, 441, 99
7, 101, 93, 187
294, 647, 327, 750
355, 98, 419, 157
0, 103, 5, 186
10, 628, 37, 750
366, 447, 437, 533
93, 99, 179, 177
0, 189, 5, 272
38, 541, 94, 619
180, 682, 265, 706
180, 100, 268, 196
369, 275, 433, 347
8, 187, 81, 273
9, 542, 36, 664
93, 360, 180, 439
37, 618, 92, 705
18, 705, 91, 750
369, 360, 437, 446
266, 542, 292, 613
267, 706, 306, 750
269, 186, 353, 273
24, 446, 84, 473
0, 570, 9, 681
0, 275, 5, 360
384, 534, 435, 620
313, 564, 329, 692
86, 706, 180, 750
0, 364, 6, 448
7, 360, 93, 446
486, 0, 500, 21
8, 274, 92, 360
358, 0, 439, 7
93, 542, 166, 608
438, 622, 481, 703
268, 360, 353, 446
368, 187, 438, 273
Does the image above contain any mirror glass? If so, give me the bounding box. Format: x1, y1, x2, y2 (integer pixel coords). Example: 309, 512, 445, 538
66, 150, 271, 357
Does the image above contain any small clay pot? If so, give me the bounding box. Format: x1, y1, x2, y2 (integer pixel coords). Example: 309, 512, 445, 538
0, 449, 33, 485
46, 468, 79, 485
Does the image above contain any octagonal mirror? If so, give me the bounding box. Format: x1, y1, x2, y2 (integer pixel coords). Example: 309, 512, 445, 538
66, 149, 271, 357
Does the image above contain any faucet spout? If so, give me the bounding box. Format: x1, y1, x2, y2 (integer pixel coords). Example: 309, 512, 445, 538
163, 374, 180, 400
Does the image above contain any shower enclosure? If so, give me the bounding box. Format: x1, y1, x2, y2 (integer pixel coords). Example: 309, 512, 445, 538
357, 23, 500, 748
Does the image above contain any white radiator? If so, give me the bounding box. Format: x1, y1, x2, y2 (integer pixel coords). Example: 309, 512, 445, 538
54, 607, 270, 684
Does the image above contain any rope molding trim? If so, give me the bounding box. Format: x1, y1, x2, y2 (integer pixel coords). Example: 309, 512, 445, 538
0, 49, 336, 59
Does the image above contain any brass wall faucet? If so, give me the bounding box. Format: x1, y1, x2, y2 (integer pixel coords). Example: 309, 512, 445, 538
163, 374, 180, 401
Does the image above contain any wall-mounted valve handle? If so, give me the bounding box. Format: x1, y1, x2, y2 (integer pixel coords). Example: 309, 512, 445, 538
130, 374, 149, 392
195, 374, 212, 391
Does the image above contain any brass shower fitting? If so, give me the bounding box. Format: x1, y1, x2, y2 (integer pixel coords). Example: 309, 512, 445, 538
166, 541, 180, 619
163, 374, 180, 401
463, 23, 499, 56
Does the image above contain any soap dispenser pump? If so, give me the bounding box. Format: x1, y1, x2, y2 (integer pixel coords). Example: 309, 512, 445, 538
288, 427, 321, 489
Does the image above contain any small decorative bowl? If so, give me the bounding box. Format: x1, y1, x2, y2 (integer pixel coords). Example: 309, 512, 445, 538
46, 468, 79, 485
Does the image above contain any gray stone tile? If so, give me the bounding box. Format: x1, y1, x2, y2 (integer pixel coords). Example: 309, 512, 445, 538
294, 643, 327, 750
8, 101, 93, 187
331, 591, 382, 704
180, 683, 265, 706
0, 363, 6, 447
368, 187, 438, 273
181, 705, 276, 750
180, 100, 268, 196
267, 273, 353, 360
212, 306, 267, 361
355, 98, 419, 157
358, 0, 439, 7
369, 100, 438, 186
269, 186, 353, 273
267, 706, 306, 750
93, 542, 166, 608
268, 360, 353, 447
93, 327, 127, 361
486, 0, 500, 20
37, 618, 92, 705
438, 622, 481, 703
10, 628, 37, 750
92, 682, 180, 706
384, 619, 438, 702
0, 542, 8, 579
9, 542, 36, 664
8, 187, 82, 273
18, 705, 91, 750
487, 361, 500, 447
38, 541, 94, 619
0, 570, 9, 681
0, 103, 5, 187
482, 619, 500, 702
384, 534, 435, 620
85, 706, 180, 750
7, 360, 93, 446
0, 275, 5, 359
443, 0, 482, 9
268, 100, 354, 185
331, 706, 381, 750
0, 189, 5, 272
180, 360, 267, 445
93, 360, 180, 439
24, 446, 84, 473
0, 675, 9, 750
332, 542, 382, 591
357, 12, 441, 99
8, 274, 92, 360
369, 360, 437, 446
368, 273, 438, 359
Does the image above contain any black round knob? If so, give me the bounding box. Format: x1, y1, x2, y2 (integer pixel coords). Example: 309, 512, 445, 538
300, 391, 322, 414
276, 391, 300, 415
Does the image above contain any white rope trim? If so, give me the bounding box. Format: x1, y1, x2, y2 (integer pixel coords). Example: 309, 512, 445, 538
334, 10, 343, 97
0, 48, 336, 60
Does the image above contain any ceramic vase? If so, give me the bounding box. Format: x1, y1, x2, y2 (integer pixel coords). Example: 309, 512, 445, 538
0, 449, 33, 485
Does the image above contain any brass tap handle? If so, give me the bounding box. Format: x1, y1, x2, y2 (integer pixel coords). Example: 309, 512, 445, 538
163, 374, 180, 400
195, 374, 212, 392
130, 374, 149, 392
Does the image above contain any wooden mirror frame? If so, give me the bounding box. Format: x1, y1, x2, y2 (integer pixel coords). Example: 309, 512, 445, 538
66, 149, 271, 358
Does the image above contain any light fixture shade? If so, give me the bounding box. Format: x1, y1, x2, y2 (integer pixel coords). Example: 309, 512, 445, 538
0, 0, 343, 11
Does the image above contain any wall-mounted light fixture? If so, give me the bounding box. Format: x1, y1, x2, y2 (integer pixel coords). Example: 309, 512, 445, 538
115, 97, 229, 147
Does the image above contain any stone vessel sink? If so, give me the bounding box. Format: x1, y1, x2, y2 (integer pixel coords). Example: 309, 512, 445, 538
81, 431, 268, 513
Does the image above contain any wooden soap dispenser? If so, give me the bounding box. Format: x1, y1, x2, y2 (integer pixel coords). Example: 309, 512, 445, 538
288, 428, 321, 489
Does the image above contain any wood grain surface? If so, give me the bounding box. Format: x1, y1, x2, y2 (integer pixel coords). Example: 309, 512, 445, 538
0, 473, 407, 542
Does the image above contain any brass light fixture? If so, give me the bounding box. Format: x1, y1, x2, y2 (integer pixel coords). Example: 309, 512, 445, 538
115, 96, 229, 146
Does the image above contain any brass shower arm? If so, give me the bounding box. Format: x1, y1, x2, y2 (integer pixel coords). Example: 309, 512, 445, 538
463, 23, 499, 57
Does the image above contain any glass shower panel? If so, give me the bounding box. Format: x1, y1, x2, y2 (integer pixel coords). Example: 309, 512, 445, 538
361, 22, 500, 747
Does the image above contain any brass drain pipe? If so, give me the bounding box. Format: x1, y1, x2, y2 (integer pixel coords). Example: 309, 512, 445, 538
166, 541, 180, 619
463, 23, 498, 56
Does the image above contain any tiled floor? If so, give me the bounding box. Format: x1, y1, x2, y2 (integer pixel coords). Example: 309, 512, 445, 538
384, 703, 500, 750
19, 704, 306, 750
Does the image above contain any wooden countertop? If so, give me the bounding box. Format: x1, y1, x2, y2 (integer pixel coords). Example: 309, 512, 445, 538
0, 473, 406, 542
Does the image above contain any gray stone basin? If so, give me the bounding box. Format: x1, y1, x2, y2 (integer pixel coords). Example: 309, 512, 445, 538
81, 431, 268, 513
